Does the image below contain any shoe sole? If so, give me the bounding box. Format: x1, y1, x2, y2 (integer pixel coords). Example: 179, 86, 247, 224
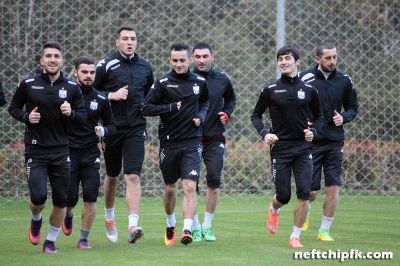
267, 224, 277, 235
180, 235, 193, 245
128, 229, 144, 244
317, 236, 335, 242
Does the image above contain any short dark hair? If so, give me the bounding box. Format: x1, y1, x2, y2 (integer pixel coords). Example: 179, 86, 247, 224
192, 42, 213, 54
276, 45, 300, 61
42, 41, 62, 55
116, 26, 135, 38
316, 42, 336, 56
74, 56, 96, 69
170, 43, 190, 55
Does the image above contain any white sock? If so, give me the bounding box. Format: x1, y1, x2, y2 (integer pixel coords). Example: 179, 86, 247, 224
320, 215, 334, 231
46, 225, 61, 242
166, 213, 176, 228
192, 212, 201, 230
128, 213, 139, 228
290, 226, 302, 239
105, 207, 115, 220
183, 219, 193, 232
202, 212, 214, 228
31, 211, 42, 221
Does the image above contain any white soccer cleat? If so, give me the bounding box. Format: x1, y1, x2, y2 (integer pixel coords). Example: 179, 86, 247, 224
105, 218, 118, 242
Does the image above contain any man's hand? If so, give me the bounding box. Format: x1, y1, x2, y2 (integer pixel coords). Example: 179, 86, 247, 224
95, 126, 105, 137
192, 117, 201, 127
304, 128, 314, 142
264, 133, 278, 145
109, 85, 128, 101
60, 101, 72, 116
333, 110, 343, 126
218, 112, 229, 125
29, 106, 41, 124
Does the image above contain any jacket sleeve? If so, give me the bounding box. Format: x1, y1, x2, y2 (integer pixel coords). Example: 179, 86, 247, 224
68, 85, 87, 123
8, 81, 29, 123
101, 99, 116, 137
143, 69, 154, 98
222, 78, 236, 118
251, 89, 270, 139
93, 59, 108, 94
0, 81, 6, 107
341, 77, 358, 124
309, 87, 324, 137
142, 81, 178, 116
196, 82, 209, 122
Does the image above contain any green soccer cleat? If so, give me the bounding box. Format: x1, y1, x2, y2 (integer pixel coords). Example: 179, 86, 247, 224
202, 227, 216, 242
192, 229, 202, 242
317, 230, 335, 241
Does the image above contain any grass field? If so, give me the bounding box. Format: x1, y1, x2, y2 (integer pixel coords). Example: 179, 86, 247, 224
0, 195, 398, 266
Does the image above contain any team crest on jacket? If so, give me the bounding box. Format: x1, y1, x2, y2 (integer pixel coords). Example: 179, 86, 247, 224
90, 100, 98, 110
297, 90, 305, 99
59, 88, 67, 98
193, 83, 199, 95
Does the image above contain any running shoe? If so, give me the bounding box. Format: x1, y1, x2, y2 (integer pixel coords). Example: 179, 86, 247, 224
77, 239, 92, 249
317, 230, 335, 241
164, 226, 176, 246
192, 229, 202, 242
105, 218, 118, 242
43, 239, 57, 254
202, 227, 216, 242
29, 218, 42, 245
180, 229, 193, 245
62, 215, 73, 236
127, 226, 144, 244
267, 203, 279, 234
288, 237, 304, 248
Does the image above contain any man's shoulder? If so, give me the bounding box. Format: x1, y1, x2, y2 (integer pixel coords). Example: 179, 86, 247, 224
299, 66, 317, 82
136, 55, 152, 68
190, 72, 206, 84
96, 52, 120, 70
211, 68, 231, 81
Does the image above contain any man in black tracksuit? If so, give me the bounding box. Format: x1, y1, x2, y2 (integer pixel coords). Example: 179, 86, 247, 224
142, 43, 208, 246
8, 41, 86, 253
251, 45, 323, 248
191, 42, 236, 242
299, 42, 358, 241
93, 26, 154, 244
61, 56, 116, 249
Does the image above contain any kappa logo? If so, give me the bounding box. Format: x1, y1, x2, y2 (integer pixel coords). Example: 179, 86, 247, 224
309, 154, 313, 159
189, 170, 198, 176
95, 158, 100, 163
298, 90, 305, 99
219, 143, 225, 149
193, 83, 199, 94
90, 100, 98, 110
59, 88, 67, 98
67, 156, 71, 162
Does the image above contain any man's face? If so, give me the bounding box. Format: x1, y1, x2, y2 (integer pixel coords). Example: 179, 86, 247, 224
40, 48, 63, 76
73, 63, 96, 87
192, 48, 214, 72
170, 50, 190, 74
277, 53, 299, 77
116, 30, 137, 57
316, 48, 337, 72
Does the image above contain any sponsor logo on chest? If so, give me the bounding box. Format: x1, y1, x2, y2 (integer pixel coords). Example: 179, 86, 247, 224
90, 100, 98, 110
59, 88, 67, 98
297, 90, 305, 99
193, 83, 199, 94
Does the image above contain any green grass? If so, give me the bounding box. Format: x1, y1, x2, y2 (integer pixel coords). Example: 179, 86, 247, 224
0, 195, 398, 266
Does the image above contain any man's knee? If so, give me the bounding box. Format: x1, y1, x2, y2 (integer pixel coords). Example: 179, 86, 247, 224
206, 177, 221, 189
31, 194, 47, 206
125, 173, 140, 185
309, 191, 319, 201
276, 193, 291, 205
